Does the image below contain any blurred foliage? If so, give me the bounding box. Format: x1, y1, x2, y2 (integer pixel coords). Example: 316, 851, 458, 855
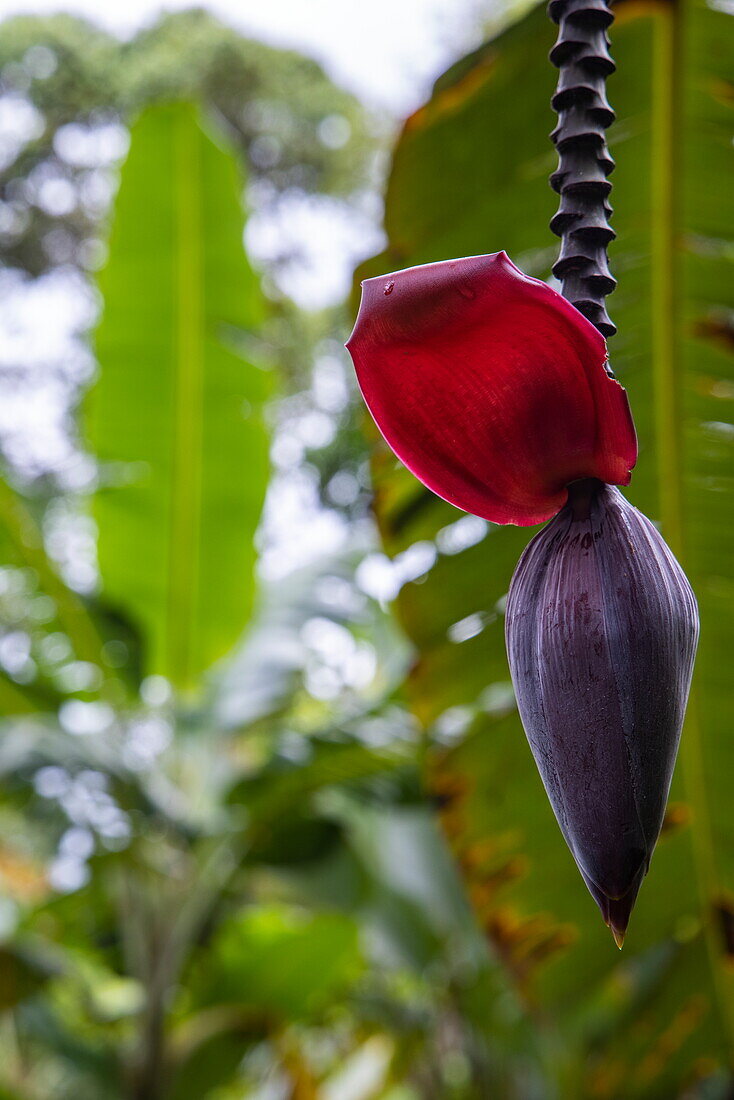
0, 57, 509, 1100
0, 8, 374, 278
0, 0, 730, 1097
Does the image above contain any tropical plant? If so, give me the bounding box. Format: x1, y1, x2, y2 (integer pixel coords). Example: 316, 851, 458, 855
355, 0, 734, 1092
0, 0, 731, 1096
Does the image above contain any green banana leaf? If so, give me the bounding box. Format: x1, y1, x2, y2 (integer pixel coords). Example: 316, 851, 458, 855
356, 0, 734, 1092
89, 102, 271, 693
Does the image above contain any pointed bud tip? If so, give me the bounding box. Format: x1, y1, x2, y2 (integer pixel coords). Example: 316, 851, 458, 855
611, 925, 626, 949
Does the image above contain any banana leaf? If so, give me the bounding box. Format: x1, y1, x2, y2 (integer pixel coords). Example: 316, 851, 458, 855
89, 102, 271, 693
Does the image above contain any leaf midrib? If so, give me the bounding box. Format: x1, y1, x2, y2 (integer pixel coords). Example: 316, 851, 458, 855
167, 109, 204, 691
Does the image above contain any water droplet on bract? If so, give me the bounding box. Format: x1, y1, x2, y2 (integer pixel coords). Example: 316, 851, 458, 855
383, 281, 394, 295
458, 286, 476, 300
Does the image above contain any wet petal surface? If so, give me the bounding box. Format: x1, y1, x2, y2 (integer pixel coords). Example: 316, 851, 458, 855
347, 252, 637, 525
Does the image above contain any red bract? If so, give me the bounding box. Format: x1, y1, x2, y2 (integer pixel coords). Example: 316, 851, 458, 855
346, 252, 637, 526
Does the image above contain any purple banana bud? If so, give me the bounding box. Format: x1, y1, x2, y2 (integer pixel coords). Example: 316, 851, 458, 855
505, 479, 699, 946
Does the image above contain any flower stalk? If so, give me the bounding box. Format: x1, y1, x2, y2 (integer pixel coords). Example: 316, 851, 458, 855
549, 0, 617, 337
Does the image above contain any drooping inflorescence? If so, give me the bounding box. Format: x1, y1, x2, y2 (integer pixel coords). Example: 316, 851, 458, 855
548, 0, 617, 337
347, 0, 700, 945
505, 480, 699, 946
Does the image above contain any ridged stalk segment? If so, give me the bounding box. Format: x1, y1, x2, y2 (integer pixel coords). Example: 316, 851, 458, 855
548, 0, 617, 337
